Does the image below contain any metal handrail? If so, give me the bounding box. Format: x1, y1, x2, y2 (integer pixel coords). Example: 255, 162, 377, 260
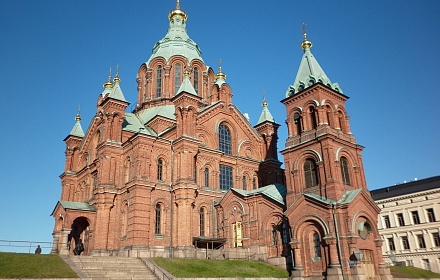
0, 239, 52, 253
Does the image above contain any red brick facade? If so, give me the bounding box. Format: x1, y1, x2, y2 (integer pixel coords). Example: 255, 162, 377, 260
51, 3, 392, 279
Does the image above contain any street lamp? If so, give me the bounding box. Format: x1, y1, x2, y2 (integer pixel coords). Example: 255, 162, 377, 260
389, 252, 397, 265
354, 249, 363, 265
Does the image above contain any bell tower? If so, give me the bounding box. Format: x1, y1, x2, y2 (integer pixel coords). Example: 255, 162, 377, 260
281, 28, 367, 205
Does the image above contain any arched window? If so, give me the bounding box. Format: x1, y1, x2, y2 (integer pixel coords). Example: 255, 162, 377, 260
313, 232, 321, 257
156, 66, 162, 98
174, 63, 182, 95
194, 156, 197, 183
340, 157, 351, 186
220, 164, 233, 190
199, 208, 205, 236
326, 106, 333, 127
204, 168, 209, 188
194, 67, 199, 94
294, 112, 302, 136
272, 226, 278, 245
157, 159, 163, 181
219, 124, 231, 154
155, 203, 162, 235
309, 106, 318, 129
242, 175, 247, 190
124, 157, 131, 183
253, 177, 257, 189
338, 111, 345, 131
282, 223, 289, 244
304, 158, 319, 188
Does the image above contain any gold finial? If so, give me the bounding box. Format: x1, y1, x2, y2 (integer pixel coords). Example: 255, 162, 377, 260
262, 90, 268, 107
168, 0, 187, 21
184, 68, 190, 77
103, 67, 114, 88
75, 106, 81, 121
300, 23, 312, 50
215, 58, 227, 80
113, 64, 121, 83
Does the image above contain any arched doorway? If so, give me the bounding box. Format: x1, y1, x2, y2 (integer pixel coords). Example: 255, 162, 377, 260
68, 217, 90, 255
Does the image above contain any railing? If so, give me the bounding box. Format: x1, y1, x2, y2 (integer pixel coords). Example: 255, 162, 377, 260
0, 239, 52, 254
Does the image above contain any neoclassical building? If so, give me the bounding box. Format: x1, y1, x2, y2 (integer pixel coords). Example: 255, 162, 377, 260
372, 176, 440, 273
51, 2, 391, 279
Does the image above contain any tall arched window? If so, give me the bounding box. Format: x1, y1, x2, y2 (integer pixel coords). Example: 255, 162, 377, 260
219, 124, 231, 154
304, 158, 319, 188
204, 168, 209, 188
253, 177, 257, 189
340, 157, 351, 186
174, 63, 182, 95
309, 106, 318, 129
193, 67, 199, 94
157, 159, 163, 181
326, 106, 333, 127
313, 232, 321, 257
338, 111, 345, 131
124, 157, 131, 183
199, 208, 205, 236
155, 203, 162, 235
294, 112, 302, 136
242, 175, 247, 190
272, 226, 278, 245
282, 223, 289, 244
156, 66, 162, 98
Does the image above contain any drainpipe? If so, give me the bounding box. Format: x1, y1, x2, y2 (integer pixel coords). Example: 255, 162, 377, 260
333, 202, 345, 279
169, 140, 174, 258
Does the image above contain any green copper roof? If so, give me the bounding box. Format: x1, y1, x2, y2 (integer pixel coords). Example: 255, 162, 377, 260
147, 3, 203, 64
285, 37, 342, 97
303, 189, 362, 205
69, 114, 85, 138
232, 183, 287, 205
107, 78, 126, 102
176, 74, 197, 96
257, 101, 275, 125
123, 113, 157, 136
136, 105, 176, 124
59, 201, 96, 211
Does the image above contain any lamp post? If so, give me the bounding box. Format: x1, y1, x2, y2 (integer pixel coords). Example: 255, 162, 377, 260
389, 252, 397, 265
354, 249, 363, 266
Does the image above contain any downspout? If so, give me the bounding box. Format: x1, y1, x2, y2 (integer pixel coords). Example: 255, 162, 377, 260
169, 140, 174, 258
333, 202, 345, 279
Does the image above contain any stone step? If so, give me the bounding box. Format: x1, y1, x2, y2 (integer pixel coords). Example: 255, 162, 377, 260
67, 256, 159, 280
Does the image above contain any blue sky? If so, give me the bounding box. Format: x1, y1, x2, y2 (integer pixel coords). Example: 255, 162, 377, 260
0, 1, 439, 252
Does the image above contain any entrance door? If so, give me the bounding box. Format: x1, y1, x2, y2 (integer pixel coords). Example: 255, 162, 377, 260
360, 250, 376, 280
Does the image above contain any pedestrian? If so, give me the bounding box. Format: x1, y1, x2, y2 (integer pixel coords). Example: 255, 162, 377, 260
73, 239, 84, 255
35, 245, 42, 254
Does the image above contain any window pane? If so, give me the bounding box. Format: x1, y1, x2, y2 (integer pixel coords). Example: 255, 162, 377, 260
156, 66, 162, 98
340, 157, 351, 185
220, 164, 233, 190
219, 124, 231, 154
304, 159, 318, 188
174, 64, 182, 95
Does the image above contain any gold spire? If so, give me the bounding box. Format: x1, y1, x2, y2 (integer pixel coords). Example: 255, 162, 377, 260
113, 64, 121, 83
168, 0, 187, 21
215, 58, 226, 80
103, 67, 114, 88
300, 23, 312, 50
75, 107, 81, 121
262, 90, 268, 107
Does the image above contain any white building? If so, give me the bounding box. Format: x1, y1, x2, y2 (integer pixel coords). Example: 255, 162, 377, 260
371, 176, 440, 273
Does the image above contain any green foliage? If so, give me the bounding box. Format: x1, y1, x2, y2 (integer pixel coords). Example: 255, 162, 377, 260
0, 252, 78, 278
390, 265, 440, 278
152, 258, 289, 278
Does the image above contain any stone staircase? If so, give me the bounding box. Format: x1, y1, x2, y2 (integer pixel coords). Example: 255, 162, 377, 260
67, 256, 159, 280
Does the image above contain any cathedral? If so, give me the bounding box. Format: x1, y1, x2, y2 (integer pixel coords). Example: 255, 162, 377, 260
51, 2, 391, 279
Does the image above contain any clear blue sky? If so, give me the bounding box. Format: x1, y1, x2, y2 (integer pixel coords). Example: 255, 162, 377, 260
0, 1, 439, 252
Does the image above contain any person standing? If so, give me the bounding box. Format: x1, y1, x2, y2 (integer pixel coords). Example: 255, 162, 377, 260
35, 245, 42, 254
